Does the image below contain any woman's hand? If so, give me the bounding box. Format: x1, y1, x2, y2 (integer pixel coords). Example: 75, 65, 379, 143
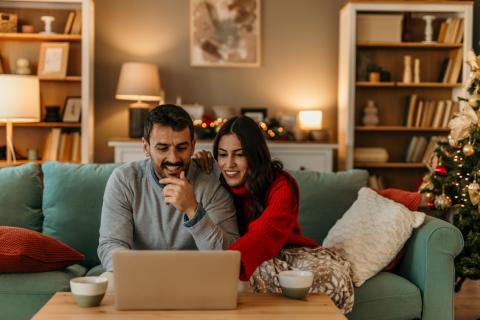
193, 150, 214, 174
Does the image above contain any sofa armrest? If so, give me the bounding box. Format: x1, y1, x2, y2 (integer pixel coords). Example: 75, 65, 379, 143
396, 215, 463, 320
85, 264, 106, 277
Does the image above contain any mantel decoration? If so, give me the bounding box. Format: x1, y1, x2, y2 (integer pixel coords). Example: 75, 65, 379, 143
419, 51, 480, 292
190, 0, 261, 67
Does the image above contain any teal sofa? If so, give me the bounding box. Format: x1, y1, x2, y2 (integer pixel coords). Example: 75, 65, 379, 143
0, 163, 463, 320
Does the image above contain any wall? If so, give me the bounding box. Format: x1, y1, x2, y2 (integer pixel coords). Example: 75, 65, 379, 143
94, 0, 347, 162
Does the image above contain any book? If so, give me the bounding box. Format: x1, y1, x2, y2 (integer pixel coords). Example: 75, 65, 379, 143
442, 52, 454, 83
441, 100, 453, 128
437, 58, 450, 82
42, 131, 52, 161
437, 21, 447, 43
443, 18, 454, 43
431, 100, 445, 128
57, 133, 67, 161
454, 18, 464, 44
414, 100, 424, 127
421, 100, 435, 127
448, 48, 463, 84
70, 10, 82, 35
406, 136, 419, 162
412, 136, 428, 163
0, 55, 4, 74
71, 132, 81, 162
48, 128, 62, 161
406, 94, 417, 127
63, 11, 75, 34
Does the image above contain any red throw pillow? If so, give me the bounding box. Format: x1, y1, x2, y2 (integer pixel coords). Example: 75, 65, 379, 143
0, 226, 84, 273
374, 188, 421, 271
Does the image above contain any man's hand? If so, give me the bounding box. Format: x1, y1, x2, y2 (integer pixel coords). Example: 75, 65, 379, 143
159, 171, 198, 219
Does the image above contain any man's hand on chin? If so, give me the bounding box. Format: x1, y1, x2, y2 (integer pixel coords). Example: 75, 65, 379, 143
160, 171, 198, 219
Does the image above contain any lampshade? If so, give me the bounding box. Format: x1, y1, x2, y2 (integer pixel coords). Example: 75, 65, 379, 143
115, 62, 161, 102
298, 110, 322, 130
0, 75, 40, 122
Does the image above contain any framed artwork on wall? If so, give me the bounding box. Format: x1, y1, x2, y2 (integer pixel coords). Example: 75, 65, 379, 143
62, 96, 81, 122
190, 0, 261, 67
37, 42, 69, 79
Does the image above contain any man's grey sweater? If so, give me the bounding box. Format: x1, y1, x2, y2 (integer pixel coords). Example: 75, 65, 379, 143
98, 159, 239, 271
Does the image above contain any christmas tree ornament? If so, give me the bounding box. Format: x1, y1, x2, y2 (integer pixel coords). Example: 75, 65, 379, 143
434, 193, 452, 210
427, 201, 435, 209
419, 175, 433, 190
468, 181, 480, 205
462, 143, 475, 156
423, 192, 434, 202
434, 166, 447, 175
448, 103, 478, 141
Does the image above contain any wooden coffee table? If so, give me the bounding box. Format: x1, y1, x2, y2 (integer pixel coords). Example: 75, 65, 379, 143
33, 292, 346, 319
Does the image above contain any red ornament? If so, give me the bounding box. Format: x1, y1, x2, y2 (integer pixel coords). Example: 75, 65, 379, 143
427, 201, 435, 209
202, 114, 213, 126
434, 166, 447, 175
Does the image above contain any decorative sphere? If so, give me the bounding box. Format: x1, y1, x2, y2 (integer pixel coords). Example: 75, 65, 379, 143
434, 166, 447, 175
423, 192, 435, 202
462, 144, 475, 157
434, 194, 452, 210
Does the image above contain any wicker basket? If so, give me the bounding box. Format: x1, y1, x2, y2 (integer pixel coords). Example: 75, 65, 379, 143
0, 13, 17, 33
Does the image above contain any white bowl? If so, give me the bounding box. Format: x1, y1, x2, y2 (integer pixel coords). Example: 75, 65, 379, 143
278, 270, 314, 288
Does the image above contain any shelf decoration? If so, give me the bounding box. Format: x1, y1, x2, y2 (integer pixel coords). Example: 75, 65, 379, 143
419, 50, 480, 290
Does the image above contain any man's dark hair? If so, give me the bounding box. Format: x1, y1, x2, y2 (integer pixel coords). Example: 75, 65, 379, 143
143, 104, 194, 143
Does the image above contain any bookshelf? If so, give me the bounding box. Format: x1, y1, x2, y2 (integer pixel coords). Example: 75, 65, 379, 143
0, 0, 94, 163
338, 1, 473, 191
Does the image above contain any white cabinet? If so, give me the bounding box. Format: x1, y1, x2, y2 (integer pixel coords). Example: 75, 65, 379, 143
108, 139, 337, 172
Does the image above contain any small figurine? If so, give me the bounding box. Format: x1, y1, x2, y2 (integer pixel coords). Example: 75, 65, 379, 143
362, 100, 379, 126
403, 55, 412, 83
15, 58, 31, 75
422, 15, 435, 43
414, 58, 421, 83
40, 16, 55, 34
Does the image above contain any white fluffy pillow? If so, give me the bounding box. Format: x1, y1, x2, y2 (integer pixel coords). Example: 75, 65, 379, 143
322, 187, 425, 287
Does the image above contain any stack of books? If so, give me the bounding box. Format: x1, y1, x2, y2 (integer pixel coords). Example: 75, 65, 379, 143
404, 135, 444, 163
63, 10, 82, 35
437, 18, 464, 44
42, 128, 81, 162
404, 95, 459, 128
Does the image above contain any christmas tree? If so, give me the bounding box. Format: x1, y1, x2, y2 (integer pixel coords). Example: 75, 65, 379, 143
420, 51, 480, 291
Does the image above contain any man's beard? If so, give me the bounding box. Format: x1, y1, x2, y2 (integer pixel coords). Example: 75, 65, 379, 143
157, 160, 187, 178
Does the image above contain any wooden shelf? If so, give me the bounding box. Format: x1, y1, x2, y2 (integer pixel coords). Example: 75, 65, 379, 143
355, 126, 450, 132
356, 81, 461, 88
355, 162, 426, 169
40, 76, 82, 82
357, 41, 462, 49
0, 33, 81, 42
0, 122, 81, 128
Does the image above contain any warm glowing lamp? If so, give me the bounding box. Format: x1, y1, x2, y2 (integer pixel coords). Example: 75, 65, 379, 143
115, 62, 162, 138
0, 75, 40, 163
298, 110, 326, 141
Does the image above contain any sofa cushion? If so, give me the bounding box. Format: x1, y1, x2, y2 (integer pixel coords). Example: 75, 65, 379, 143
42, 162, 119, 268
290, 169, 368, 244
0, 163, 43, 231
323, 187, 425, 286
0, 264, 87, 320
0, 226, 84, 272
349, 272, 422, 320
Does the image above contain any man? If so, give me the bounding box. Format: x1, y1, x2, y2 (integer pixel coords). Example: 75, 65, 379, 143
98, 104, 239, 271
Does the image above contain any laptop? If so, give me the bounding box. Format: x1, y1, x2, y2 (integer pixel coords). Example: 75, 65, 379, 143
112, 250, 241, 310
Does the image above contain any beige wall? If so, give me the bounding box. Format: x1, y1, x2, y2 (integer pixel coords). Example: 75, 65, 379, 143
94, 0, 347, 162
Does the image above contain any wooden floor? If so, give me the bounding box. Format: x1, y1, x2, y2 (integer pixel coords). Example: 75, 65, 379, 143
455, 280, 480, 320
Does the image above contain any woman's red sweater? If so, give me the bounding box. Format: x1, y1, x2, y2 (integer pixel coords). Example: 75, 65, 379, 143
228, 173, 318, 280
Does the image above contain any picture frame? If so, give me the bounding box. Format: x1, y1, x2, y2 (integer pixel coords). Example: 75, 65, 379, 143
62, 96, 81, 122
241, 107, 267, 123
190, 0, 261, 67
38, 42, 69, 79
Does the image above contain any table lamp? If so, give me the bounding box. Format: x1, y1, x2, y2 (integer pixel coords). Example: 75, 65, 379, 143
115, 62, 162, 138
298, 110, 326, 141
0, 75, 40, 163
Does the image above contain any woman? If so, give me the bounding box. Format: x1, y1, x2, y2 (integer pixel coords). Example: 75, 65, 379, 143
196, 116, 354, 313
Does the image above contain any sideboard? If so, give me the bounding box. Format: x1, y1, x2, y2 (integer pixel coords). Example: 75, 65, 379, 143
108, 139, 338, 172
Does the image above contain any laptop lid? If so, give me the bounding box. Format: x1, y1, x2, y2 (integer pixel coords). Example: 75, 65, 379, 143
112, 250, 240, 310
